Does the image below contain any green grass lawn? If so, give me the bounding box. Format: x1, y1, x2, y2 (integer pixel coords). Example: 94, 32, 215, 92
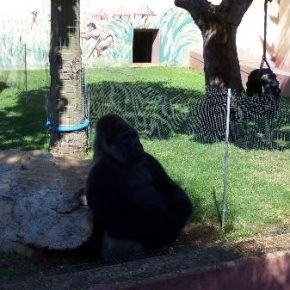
1, 67, 290, 282
0, 70, 49, 151
142, 135, 290, 240
86, 66, 205, 92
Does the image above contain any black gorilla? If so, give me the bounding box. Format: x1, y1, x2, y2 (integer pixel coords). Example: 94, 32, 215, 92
86, 114, 192, 259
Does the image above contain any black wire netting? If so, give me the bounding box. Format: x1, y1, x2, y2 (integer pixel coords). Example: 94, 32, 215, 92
87, 76, 290, 150
1, 67, 290, 276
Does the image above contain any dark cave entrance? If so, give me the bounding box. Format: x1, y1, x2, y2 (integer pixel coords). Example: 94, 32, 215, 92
133, 29, 159, 64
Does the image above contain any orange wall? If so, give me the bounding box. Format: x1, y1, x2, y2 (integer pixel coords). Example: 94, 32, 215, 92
236, 0, 290, 70
276, 0, 290, 69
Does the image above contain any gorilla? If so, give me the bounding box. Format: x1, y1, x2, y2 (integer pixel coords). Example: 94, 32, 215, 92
86, 114, 192, 259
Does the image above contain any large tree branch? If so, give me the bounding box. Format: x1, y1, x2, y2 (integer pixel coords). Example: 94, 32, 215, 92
175, 0, 254, 27
174, 0, 211, 28
218, 0, 254, 25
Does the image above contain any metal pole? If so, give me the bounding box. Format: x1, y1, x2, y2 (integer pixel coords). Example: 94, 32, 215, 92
24, 44, 28, 102
84, 66, 89, 120
221, 88, 231, 230
83, 65, 90, 150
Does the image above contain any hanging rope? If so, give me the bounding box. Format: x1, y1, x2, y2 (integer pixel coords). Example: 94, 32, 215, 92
260, 0, 273, 69
246, 0, 280, 100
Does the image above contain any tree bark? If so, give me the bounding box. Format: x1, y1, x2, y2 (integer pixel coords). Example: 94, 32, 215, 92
175, 0, 254, 94
49, 0, 87, 158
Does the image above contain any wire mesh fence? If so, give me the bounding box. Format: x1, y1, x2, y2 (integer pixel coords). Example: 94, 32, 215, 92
85, 67, 290, 232
2, 45, 289, 154
1, 64, 290, 236
0, 3, 290, 275
86, 69, 290, 151
0, 43, 50, 151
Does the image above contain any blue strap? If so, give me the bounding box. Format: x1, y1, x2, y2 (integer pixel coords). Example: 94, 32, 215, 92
46, 118, 90, 133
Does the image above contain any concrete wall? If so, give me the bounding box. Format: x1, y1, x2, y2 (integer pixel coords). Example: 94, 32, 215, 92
276, 1, 290, 69
236, 0, 290, 71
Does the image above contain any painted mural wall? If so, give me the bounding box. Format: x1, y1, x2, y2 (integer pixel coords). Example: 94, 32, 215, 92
80, 6, 202, 67
0, 4, 50, 69
0, 0, 289, 70
0, 0, 202, 70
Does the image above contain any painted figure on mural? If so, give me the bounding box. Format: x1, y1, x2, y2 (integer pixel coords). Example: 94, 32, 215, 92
81, 23, 114, 59
31, 10, 38, 30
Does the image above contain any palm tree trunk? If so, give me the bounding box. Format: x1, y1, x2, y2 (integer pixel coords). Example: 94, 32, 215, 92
48, 0, 87, 158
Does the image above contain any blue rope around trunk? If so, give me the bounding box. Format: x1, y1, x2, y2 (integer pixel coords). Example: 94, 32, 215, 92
46, 118, 89, 133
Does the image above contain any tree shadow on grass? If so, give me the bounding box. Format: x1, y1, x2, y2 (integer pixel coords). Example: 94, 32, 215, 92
87, 81, 290, 150
87, 80, 203, 140
0, 81, 9, 93
0, 87, 49, 151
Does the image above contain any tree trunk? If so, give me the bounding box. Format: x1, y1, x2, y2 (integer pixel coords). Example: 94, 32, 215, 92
175, 0, 254, 94
202, 20, 241, 93
49, 0, 87, 158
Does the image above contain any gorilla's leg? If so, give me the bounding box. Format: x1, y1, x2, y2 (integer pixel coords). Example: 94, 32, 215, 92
101, 232, 144, 260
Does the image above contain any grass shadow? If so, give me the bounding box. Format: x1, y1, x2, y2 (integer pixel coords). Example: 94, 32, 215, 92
88, 80, 290, 150
0, 81, 9, 93
87, 80, 203, 140
2, 76, 288, 152
0, 87, 49, 151
212, 188, 222, 227
230, 95, 290, 150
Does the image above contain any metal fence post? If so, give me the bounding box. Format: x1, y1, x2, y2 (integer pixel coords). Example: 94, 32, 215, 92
221, 88, 231, 230
83, 65, 90, 150
24, 44, 28, 102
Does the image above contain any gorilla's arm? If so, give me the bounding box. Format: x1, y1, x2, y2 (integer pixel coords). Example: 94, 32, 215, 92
145, 153, 193, 228
86, 162, 119, 219
86, 162, 179, 244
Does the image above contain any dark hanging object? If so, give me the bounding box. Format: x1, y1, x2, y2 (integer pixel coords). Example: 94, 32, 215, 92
246, 0, 280, 99
246, 68, 280, 99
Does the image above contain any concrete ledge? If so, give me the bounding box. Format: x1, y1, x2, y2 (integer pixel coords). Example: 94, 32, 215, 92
94, 251, 290, 290
3, 233, 290, 290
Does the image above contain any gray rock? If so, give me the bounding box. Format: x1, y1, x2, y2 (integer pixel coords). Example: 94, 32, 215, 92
0, 150, 93, 253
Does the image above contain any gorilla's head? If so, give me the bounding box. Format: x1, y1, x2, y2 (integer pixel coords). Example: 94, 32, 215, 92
95, 114, 144, 164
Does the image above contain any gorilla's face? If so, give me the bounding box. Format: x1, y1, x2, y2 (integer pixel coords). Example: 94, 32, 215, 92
104, 129, 144, 165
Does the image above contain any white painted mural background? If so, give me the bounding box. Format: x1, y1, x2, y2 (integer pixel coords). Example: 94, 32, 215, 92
0, 0, 289, 71
0, 0, 202, 70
